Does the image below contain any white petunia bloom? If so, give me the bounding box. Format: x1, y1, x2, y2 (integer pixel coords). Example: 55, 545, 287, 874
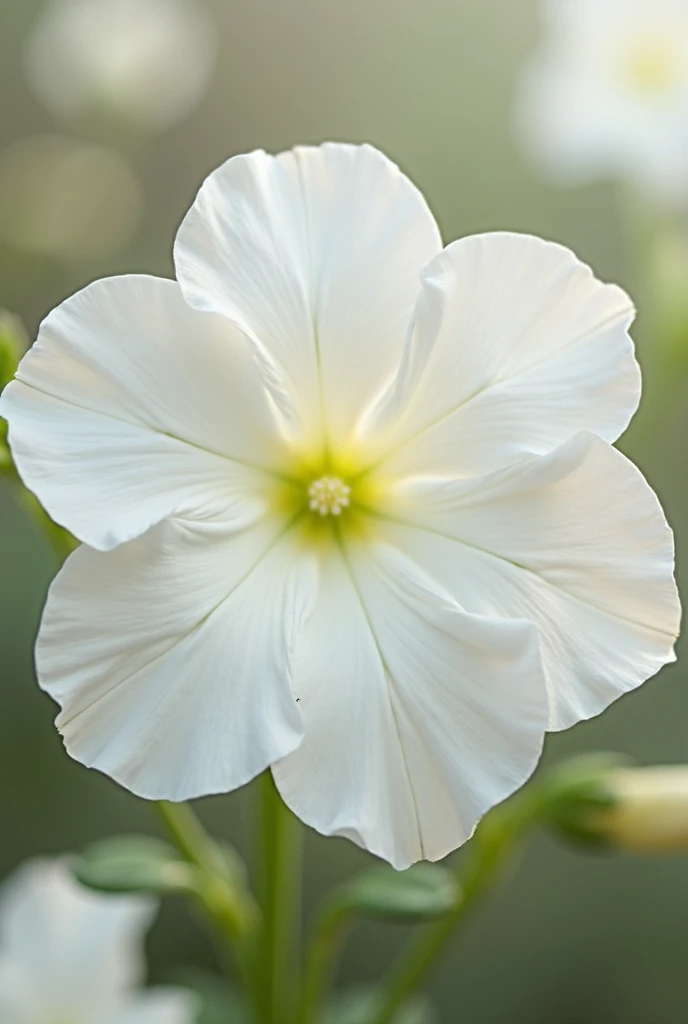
24, 0, 216, 131
0, 143, 680, 869
0, 859, 195, 1024
515, 0, 688, 202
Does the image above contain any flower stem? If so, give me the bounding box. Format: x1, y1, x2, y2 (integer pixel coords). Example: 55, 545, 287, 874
369, 794, 541, 1024
156, 801, 260, 998
257, 772, 302, 1024
296, 896, 351, 1024
157, 800, 219, 869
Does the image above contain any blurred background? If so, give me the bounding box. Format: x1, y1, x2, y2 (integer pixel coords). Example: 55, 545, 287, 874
1, 1, 687, 1021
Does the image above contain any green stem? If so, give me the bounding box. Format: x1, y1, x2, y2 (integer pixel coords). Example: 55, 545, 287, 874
257, 773, 302, 1024
369, 794, 540, 1024
156, 801, 260, 1000
157, 801, 219, 867
297, 897, 351, 1024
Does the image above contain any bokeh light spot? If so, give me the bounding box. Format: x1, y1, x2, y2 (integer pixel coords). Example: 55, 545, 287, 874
0, 135, 144, 261
24, 0, 216, 131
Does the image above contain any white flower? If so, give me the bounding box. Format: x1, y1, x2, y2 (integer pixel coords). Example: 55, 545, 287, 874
0, 859, 195, 1024
24, 0, 216, 131
0, 143, 680, 869
515, 0, 688, 202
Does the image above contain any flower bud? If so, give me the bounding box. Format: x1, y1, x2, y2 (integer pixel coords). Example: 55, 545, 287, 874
587, 766, 688, 855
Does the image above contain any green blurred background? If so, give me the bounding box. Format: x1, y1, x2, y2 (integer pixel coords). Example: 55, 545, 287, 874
1, 1, 687, 1021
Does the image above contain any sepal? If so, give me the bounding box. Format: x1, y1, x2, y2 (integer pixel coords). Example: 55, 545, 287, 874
539, 752, 631, 847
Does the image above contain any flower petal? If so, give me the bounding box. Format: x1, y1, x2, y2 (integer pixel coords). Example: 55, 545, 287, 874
0, 275, 287, 549
36, 514, 315, 800
377, 432, 680, 729
273, 540, 547, 868
174, 143, 442, 444
0, 859, 154, 1020
368, 233, 639, 477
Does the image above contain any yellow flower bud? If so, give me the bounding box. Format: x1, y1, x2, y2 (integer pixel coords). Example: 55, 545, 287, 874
589, 767, 688, 855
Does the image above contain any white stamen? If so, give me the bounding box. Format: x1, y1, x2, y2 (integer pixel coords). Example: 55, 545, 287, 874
307, 476, 352, 517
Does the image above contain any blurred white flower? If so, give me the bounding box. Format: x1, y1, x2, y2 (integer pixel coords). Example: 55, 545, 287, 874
0, 135, 143, 261
515, 0, 688, 202
0, 143, 680, 869
0, 859, 195, 1024
24, 0, 216, 131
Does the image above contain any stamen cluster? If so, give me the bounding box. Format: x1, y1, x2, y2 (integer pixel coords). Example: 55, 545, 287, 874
307, 475, 351, 516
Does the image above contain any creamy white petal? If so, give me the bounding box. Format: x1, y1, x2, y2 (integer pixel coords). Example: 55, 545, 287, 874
0, 859, 154, 1021
376, 432, 680, 729
108, 989, 198, 1024
174, 143, 442, 444
366, 233, 638, 477
273, 544, 422, 869
0, 275, 287, 549
37, 514, 315, 800
273, 540, 547, 869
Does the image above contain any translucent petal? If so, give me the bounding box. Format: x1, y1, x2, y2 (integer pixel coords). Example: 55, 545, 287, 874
376, 432, 680, 728
367, 233, 639, 477
0, 275, 286, 549
37, 516, 315, 799
274, 541, 547, 868
174, 142, 441, 444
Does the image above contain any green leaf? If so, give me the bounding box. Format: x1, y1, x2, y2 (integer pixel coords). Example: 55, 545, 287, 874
342, 862, 460, 922
0, 310, 27, 388
74, 835, 197, 895
325, 988, 438, 1024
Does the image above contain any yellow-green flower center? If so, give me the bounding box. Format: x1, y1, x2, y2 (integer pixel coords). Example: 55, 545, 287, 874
621, 37, 682, 96
307, 475, 351, 516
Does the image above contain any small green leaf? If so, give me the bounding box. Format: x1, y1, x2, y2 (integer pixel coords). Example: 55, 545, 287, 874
343, 862, 460, 922
325, 988, 438, 1024
74, 835, 197, 895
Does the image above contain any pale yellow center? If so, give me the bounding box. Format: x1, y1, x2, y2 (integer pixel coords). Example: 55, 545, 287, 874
621, 37, 682, 96
307, 475, 351, 517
